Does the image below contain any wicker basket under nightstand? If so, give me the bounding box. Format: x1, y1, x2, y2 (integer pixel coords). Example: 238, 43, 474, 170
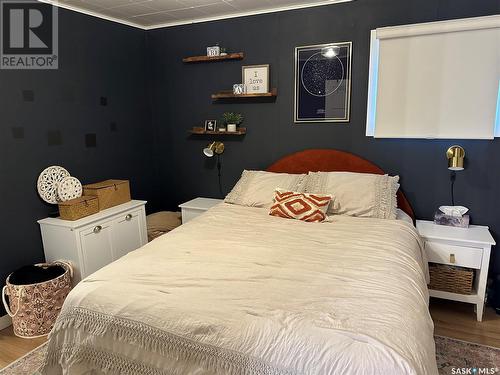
428, 263, 474, 294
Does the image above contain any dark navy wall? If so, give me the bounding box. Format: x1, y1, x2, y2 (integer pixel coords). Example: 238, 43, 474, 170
1, 0, 499, 317
147, 0, 500, 272
0, 5, 156, 314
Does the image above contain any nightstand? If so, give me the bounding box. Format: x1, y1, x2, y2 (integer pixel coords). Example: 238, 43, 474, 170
178, 198, 223, 223
416, 220, 495, 321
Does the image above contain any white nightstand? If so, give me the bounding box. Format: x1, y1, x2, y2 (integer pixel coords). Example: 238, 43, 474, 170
178, 198, 222, 223
416, 220, 495, 321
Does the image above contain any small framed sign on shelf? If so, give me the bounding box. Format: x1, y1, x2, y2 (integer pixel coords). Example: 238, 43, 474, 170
242, 64, 269, 94
207, 46, 220, 57
205, 120, 217, 131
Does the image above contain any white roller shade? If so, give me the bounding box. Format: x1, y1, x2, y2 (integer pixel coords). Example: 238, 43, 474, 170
367, 15, 500, 139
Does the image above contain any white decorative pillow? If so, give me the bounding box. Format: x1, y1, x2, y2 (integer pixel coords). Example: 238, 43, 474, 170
306, 171, 400, 219
225, 170, 308, 208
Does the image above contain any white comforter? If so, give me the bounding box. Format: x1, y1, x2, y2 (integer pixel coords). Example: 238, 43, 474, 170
42, 203, 437, 375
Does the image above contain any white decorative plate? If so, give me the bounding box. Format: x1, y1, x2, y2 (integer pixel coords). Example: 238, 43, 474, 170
37, 166, 70, 204
57, 176, 83, 202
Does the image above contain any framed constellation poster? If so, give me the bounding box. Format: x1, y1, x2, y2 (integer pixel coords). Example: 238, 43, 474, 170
294, 42, 352, 123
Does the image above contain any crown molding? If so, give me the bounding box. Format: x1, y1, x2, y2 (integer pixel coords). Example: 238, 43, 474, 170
38, 0, 147, 29
38, 0, 353, 30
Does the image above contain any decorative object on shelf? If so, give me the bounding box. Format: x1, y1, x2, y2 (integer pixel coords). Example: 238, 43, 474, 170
37, 166, 70, 204
242, 64, 269, 94
233, 84, 246, 95
220, 47, 227, 56
218, 124, 227, 132
222, 112, 244, 132
294, 42, 352, 123
205, 120, 217, 132
203, 142, 225, 196
207, 46, 220, 57
57, 176, 83, 202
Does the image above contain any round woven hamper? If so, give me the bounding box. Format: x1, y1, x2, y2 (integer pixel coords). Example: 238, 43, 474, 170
2, 261, 73, 338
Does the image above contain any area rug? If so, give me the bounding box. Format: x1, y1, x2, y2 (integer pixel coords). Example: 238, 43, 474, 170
0, 336, 499, 374
435, 335, 500, 374
0, 342, 47, 375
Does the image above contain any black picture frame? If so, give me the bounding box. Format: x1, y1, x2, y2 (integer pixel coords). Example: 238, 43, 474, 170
294, 42, 352, 123
205, 120, 217, 131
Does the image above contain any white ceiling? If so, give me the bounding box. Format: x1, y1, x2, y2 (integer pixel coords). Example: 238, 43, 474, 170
40, 0, 351, 29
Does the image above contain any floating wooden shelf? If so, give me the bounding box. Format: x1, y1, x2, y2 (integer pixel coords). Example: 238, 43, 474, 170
189, 127, 247, 135
183, 52, 244, 63
211, 88, 277, 100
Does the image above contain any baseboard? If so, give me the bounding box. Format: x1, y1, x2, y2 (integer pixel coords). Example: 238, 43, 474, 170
0, 314, 12, 330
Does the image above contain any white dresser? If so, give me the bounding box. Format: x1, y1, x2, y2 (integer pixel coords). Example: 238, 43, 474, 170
416, 220, 495, 321
38, 200, 147, 284
178, 198, 222, 223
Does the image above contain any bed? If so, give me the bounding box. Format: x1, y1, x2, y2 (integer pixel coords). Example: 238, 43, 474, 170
41, 149, 437, 375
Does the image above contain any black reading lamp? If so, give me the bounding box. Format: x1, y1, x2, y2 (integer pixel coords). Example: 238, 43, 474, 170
203, 141, 225, 196
446, 145, 465, 206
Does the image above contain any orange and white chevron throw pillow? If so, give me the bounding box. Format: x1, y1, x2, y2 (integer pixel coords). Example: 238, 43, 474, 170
269, 189, 332, 223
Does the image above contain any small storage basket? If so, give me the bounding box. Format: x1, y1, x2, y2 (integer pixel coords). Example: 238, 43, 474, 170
83, 179, 131, 210
2, 261, 73, 338
428, 263, 474, 294
58, 196, 99, 221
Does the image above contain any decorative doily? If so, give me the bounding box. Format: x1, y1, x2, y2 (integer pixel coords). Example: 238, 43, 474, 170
57, 176, 82, 202
37, 166, 70, 204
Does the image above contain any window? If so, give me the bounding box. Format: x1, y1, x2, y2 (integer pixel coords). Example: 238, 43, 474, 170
366, 15, 500, 139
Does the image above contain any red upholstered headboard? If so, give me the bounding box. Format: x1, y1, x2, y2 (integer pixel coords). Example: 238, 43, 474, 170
266, 149, 414, 220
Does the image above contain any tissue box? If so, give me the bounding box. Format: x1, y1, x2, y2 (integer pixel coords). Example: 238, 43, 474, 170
434, 211, 470, 228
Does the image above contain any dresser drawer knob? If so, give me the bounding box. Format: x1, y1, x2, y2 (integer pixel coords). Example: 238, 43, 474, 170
125, 214, 132, 221
93, 225, 102, 234
449, 253, 456, 263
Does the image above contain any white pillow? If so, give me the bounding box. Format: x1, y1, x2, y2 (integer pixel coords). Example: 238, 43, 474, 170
225, 170, 308, 208
306, 171, 400, 219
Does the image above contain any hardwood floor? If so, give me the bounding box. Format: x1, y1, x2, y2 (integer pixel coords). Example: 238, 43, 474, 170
430, 298, 500, 348
0, 299, 499, 369
0, 326, 46, 369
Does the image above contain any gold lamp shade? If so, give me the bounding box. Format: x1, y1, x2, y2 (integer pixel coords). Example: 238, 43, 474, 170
203, 141, 225, 158
446, 145, 465, 171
